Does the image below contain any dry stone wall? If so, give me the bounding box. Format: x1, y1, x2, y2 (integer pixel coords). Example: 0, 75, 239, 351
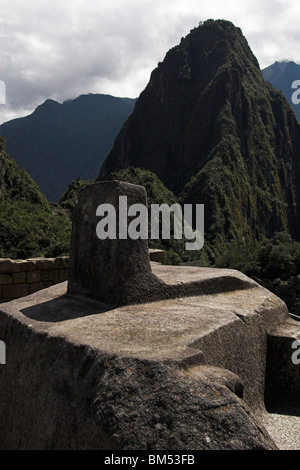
0, 257, 69, 303
0, 250, 165, 303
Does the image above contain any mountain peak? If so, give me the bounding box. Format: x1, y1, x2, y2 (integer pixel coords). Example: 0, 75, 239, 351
153, 18, 260, 83
98, 19, 265, 189
36, 98, 60, 111
98, 20, 300, 249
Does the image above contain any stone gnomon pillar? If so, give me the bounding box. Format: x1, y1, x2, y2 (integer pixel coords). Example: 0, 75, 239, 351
68, 180, 165, 306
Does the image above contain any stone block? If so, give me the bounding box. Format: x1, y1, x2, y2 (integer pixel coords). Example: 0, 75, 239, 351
149, 249, 166, 264
59, 269, 69, 282
27, 271, 42, 283
0, 259, 20, 273
29, 281, 53, 294
35, 259, 55, 270
0, 273, 13, 285
0, 265, 290, 450
38, 281, 53, 290
12, 272, 27, 284
18, 260, 37, 271
40, 269, 59, 282
29, 283, 40, 294
3, 284, 29, 299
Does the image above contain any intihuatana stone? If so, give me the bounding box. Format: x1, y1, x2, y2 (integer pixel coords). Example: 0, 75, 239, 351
68, 180, 254, 307
68, 180, 166, 306
1, 180, 300, 450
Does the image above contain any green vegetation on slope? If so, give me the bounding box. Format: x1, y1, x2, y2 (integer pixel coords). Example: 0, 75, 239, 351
215, 231, 300, 281
108, 167, 211, 265
98, 20, 300, 256
0, 137, 71, 259
58, 177, 90, 212
0, 134, 297, 278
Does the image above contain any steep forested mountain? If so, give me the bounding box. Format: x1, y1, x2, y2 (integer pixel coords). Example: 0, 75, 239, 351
98, 20, 300, 253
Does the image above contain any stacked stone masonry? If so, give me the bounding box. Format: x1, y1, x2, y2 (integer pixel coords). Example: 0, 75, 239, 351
0, 257, 69, 303
0, 250, 165, 303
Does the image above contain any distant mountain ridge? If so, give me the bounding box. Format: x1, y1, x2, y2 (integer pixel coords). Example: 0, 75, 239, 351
0, 94, 136, 201
262, 60, 300, 121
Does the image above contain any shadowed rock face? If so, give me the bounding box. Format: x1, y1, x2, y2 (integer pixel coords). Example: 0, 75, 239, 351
98, 19, 300, 245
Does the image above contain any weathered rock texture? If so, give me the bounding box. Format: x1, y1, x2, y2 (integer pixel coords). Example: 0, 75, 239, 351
0, 266, 289, 450
1, 180, 300, 450
253, 275, 300, 319
68, 180, 166, 306
1, 259, 299, 449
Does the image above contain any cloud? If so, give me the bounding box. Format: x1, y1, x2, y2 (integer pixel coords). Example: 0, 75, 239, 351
1, 0, 300, 123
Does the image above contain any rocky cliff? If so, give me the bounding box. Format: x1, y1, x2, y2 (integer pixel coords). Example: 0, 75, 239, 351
98, 20, 300, 250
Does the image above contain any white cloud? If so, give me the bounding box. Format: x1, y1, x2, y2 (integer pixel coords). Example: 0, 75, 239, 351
1, 0, 300, 124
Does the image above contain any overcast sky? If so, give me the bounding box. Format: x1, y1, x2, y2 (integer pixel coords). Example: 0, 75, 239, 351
1, 0, 300, 124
